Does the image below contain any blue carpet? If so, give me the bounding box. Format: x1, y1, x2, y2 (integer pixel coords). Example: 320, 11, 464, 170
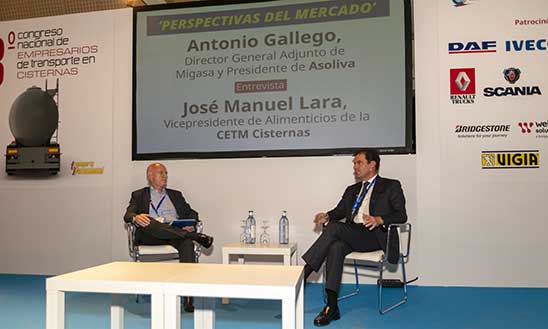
1, 274, 547, 329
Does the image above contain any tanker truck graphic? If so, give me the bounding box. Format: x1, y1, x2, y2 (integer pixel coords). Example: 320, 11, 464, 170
5, 79, 61, 175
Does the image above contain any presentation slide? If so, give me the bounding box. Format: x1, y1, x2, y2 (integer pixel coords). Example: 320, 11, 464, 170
134, 0, 412, 159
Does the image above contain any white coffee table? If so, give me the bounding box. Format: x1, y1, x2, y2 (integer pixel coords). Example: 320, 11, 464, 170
221, 242, 298, 305
46, 261, 304, 329
222, 242, 298, 265
46, 262, 167, 329
164, 263, 304, 329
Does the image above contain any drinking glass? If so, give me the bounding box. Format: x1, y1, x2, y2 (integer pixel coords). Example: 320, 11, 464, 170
239, 219, 247, 243
259, 220, 270, 244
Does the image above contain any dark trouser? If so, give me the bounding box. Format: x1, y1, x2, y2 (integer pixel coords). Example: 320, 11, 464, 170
136, 220, 196, 263
302, 222, 381, 292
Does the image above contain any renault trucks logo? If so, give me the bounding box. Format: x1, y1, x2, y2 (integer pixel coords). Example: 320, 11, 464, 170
481, 150, 540, 169
518, 122, 533, 134
503, 67, 521, 84
452, 0, 467, 6
448, 41, 496, 54
450, 68, 475, 104
484, 67, 542, 97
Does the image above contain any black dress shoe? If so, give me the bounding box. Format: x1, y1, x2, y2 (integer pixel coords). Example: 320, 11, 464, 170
183, 296, 194, 313
313, 305, 340, 326
195, 233, 214, 248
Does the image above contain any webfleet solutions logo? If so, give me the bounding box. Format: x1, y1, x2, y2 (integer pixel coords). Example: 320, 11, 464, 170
518, 120, 548, 139
484, 67, 542, 97
481, 150, 540, 169
518, 121, 534, 134
450, 68, 476, 104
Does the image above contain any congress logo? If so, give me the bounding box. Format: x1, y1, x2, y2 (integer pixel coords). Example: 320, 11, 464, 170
450, 68, 476, 104
518, 121, 533, 134
481, 150, 540, 169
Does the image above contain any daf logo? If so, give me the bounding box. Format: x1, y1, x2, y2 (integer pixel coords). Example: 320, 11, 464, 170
455, 71, 471, 91
503, 67, 521, 84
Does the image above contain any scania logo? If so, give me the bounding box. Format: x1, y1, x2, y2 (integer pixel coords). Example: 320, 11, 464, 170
503, 67, 521, 84
518, 121, 534, 133
483, 68, 542, 97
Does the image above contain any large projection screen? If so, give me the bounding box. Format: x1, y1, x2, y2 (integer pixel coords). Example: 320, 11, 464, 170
133, 0, 413, 159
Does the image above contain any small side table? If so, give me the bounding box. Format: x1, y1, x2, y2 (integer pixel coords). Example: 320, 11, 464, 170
222, 242, 298, 266
221, 242, 298, 304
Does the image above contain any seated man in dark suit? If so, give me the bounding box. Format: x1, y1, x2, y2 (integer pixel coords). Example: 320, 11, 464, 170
302, 149, 407, 326
123, 162, 213, 312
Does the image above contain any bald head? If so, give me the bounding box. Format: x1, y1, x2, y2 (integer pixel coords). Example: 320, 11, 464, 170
147, 163, 168, 191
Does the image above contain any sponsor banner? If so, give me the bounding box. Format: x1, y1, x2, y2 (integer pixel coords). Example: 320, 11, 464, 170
439, 0, 548, 175
481, 150, 540, 169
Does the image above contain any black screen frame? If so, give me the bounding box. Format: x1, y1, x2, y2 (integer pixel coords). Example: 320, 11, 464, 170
132, 0, 415, 160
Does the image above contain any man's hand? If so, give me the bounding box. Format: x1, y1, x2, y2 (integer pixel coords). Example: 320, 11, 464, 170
363, 215, 384, 231
133, 214, 151, 227
313, 212, 329, 226
181, 226, 195, 232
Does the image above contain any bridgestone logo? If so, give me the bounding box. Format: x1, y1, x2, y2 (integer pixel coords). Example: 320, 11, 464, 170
455, 125, 510, 133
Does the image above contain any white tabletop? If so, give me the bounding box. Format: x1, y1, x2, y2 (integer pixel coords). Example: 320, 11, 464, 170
223, 242, 297, 254
48, 261, 302, 289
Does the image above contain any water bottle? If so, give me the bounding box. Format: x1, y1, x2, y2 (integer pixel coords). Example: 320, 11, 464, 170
245, 210, 256, 244
279, 210, 289, 244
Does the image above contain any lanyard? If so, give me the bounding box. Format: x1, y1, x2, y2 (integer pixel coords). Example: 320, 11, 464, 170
351, 176, 377, 215
150, 194, 167, 217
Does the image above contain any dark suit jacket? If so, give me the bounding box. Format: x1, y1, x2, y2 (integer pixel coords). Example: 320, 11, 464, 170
123, 187, 199, 241
327, 176, 407, 264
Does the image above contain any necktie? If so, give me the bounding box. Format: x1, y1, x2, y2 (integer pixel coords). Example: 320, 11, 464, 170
351, 181, 369, 220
